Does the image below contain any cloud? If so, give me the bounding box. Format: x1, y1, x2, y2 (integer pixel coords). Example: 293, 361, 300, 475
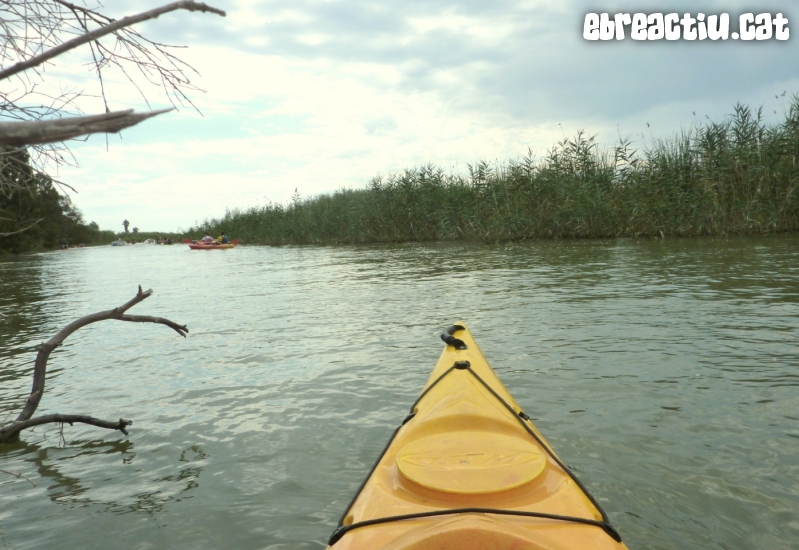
134, 0, 799, 118
20, 0, 799, 231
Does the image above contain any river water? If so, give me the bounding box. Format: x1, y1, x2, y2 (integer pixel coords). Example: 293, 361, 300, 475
0, 236, 797, 550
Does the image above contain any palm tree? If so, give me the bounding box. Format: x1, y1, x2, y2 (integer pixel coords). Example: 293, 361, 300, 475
123, 220, 130, 234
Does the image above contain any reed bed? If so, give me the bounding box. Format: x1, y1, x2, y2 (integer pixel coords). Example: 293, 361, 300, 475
187, 100, 799, 244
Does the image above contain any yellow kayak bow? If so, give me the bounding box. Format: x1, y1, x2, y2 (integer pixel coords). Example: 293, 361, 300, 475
328, 323, 627, 550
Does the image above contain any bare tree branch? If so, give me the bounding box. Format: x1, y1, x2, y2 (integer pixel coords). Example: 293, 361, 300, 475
0, 414, 132, 443
0, 286, 189, 443
0, 217, 43, 236
0, 1, 226, 82
0, 108, 172, 146
0, 149, 79, 195
0, 1, 226, 180
0, 468, 36, 486
117, 314, 189, 337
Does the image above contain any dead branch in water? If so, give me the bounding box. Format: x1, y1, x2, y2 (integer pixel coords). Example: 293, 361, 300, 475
0, 286, 188, 443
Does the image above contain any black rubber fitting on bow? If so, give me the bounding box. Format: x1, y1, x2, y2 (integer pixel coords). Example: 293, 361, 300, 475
441, 325, 468, 350
453, 361, 471, 370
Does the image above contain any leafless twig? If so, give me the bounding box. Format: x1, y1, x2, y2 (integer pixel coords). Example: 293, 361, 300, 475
0, 0, 226, 186
0, 468, 36, 486
0, 217, 43, 236
0, 286, 188, 443
0, 1, 226, 82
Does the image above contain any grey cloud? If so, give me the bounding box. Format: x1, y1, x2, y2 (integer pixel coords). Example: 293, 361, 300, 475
139, 0, 799, 125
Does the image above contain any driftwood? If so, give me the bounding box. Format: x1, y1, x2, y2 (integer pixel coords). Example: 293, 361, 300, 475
0, 286, 188, 444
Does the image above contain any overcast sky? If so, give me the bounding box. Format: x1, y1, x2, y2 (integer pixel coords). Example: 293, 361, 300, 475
37, 0, 799, 233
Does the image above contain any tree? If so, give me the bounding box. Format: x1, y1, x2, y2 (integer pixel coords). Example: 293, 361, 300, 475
123, 219, 130, 234
0, 146, 94, 250
0, 1, 226, 240
132, 227, 139, 234
0, 146, 43, 239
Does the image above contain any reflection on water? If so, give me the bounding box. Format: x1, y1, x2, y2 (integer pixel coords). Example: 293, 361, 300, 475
1, 235, 798, 550
2, 436, 205, 512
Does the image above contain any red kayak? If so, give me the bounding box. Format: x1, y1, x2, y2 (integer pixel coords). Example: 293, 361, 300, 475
188, 243, 235, 250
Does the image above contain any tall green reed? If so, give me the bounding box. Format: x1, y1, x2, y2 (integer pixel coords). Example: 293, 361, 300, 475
186, 98, 799, 244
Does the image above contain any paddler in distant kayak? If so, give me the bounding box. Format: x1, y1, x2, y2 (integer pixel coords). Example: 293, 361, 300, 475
216, 231, 229, 244
201, 232, 216, 244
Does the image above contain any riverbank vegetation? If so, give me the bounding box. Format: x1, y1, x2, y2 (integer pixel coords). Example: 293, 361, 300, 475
0, 148, 115, 254
189, 99, 799, 244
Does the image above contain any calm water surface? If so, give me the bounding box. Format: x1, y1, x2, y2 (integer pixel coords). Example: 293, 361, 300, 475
0, 237, 798, 550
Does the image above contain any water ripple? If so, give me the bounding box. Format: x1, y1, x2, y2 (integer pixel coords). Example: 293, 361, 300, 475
1, 235, 798, 549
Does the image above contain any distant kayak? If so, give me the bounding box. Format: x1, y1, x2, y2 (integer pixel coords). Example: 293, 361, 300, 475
188, 243, 235, 250
327, 323, 626, 549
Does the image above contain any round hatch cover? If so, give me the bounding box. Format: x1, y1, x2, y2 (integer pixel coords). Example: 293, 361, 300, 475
396, 431, 546, 494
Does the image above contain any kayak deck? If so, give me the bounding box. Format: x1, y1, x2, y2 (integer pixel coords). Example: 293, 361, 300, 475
328, 323, 627, 550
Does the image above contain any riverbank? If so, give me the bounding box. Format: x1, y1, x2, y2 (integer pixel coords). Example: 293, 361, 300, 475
0, 230, 116, 257
186, 99, 799, 245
